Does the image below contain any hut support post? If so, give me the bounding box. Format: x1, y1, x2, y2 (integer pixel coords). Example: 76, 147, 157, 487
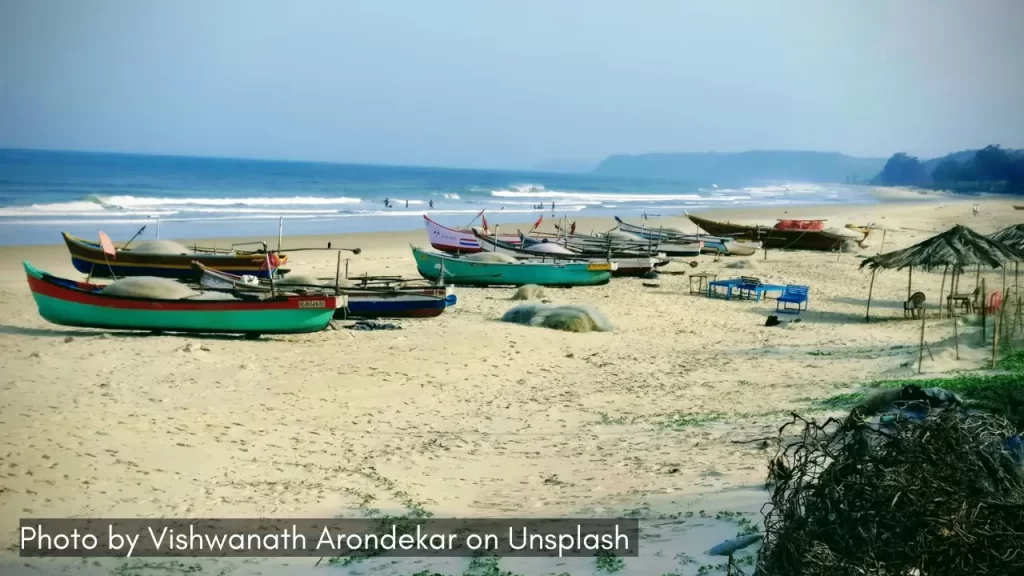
993, 308, 1001, 368
981, 278, 987, 343
938, 265, 948, 318
954, 313, 960, 360
917, 308, 927, 374
907, 266, 913, 301
865, 268, 877, 323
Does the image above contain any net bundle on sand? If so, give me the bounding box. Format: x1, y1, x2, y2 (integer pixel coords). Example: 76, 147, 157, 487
500, 303, 613, 333
757, 387, 1024, 576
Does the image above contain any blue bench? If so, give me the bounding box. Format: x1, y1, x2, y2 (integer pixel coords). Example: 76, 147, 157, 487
776, 285, 810, 314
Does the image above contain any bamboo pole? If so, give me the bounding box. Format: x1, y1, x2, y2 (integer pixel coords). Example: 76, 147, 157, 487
917, 308, 927, 374
981, 278, 987, 343
865, 268, 877, 323
954, 313, 960, 360
938, 265, 948, 318
993, 308, 1001, 369
907, 266, 913, 301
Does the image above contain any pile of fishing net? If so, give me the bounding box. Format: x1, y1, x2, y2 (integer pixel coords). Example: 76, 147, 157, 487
510, 284, 547, 300
757, 385, 1024, 576
100, 277, 241, 300
127, 240, 195, 255
100, 277, 199, 299
500, 303, 613, 333
524, 242, 576, 255
462, 252, 519, 263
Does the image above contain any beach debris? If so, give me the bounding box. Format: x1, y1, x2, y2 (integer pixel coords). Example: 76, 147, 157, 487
463, 252, 519, 264
641, 270, 659, 280
345, 320, 403, 331
765, 315, 781, 327
758, 388, 1024, 576
500, 303, 614, 333
100, 277, 198, 299
63, 336, 74, 343
28, 351, 41, 358
709, 534, 763, 556
642, 282, 660, 288
178, 342, 212, 353
511, 284, 548, 301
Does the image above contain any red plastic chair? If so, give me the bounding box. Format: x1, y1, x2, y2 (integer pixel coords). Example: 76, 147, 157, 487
986, 291, 1003, 314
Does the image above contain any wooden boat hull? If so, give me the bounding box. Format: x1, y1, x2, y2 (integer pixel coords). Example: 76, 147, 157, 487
25, 262, 338, 335
423, 216, 520, 254
195, 263, 456, 319
473, 232, 662, 277
63, 233, 285, 279
686, 215, 850, 251
411, 245, 613, 287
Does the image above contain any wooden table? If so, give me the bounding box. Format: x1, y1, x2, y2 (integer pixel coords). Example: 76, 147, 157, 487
947, 293, 974, 316
689, 273, 717, 295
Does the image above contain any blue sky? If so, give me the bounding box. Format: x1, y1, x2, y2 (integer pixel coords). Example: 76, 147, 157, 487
1, 0, 1022, 169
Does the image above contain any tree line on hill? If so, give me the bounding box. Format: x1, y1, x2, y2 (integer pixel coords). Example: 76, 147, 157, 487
872, 145, 1024, 194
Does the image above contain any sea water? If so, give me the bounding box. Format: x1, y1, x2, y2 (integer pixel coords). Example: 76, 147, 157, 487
0, 149, 875, 246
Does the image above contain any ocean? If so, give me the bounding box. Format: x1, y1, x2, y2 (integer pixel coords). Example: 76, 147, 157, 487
0, 149, 876, 246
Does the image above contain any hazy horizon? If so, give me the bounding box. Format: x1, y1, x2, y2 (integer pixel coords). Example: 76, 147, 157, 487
2, 0, 1022, 171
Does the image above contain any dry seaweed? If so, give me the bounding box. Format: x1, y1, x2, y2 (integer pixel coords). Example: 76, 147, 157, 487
757, 402, 1024, 576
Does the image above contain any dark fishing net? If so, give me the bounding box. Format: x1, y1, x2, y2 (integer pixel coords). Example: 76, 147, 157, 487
757, 395, 1024, 576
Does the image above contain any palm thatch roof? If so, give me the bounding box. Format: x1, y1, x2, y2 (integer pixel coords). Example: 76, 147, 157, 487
989, 224, 1024, 250
860, 225, 1023, 272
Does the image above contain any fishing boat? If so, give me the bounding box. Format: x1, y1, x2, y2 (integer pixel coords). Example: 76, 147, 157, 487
686, 215, 861, 251
24, 261, 340, 336
525, 230, 702, 258
194, 263, 457, 319
1015, 206, 1024, 211
62, 232, 287, 279
613, 217, 759, 256
423, 216, 521, 254
472, 231, 664, 277
411, 245, 614, 287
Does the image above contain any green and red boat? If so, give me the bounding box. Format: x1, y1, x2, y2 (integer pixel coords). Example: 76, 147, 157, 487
24, 262, 341, 337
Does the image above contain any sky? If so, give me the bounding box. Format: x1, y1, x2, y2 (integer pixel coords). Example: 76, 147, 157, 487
1, 0, 1022, 170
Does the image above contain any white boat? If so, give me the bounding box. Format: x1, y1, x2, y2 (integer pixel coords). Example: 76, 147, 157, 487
423, 215, 521, 254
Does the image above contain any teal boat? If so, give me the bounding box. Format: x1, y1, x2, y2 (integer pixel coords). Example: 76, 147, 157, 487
24, 262, 341, 337
410, 245, 613, 287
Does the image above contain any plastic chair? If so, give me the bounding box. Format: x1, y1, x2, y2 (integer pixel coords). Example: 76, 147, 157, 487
986, 291, 1003, 314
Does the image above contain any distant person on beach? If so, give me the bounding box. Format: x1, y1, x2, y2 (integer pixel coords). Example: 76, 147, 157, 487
405, 200, 409, 208
429, 199, 434, 209
384, 198, 390, 208
551, 201, 555, 213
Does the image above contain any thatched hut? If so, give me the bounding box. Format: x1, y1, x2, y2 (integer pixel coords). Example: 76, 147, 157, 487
859, 225, 1022, 322
990, 224, 1024, 296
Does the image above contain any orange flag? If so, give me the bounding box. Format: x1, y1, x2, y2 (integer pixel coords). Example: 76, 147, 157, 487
482, 215, 489, 232
531, 215, 543, 231
98, 231, 117, 258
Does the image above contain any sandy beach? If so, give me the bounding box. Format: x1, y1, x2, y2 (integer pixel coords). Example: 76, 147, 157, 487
1, 191, 1021, 575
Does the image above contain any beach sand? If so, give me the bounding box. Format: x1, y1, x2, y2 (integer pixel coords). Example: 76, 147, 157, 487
1, 191, 1020, 575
